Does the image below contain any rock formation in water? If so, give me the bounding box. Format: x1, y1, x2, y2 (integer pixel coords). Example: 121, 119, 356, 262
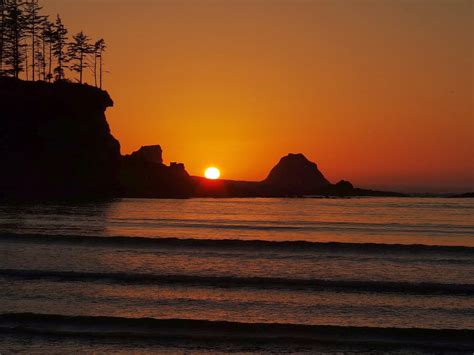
0, 77, 120, 200
119, 145, 192, 198
126, 145, 164, 164
262, 153, 330, 194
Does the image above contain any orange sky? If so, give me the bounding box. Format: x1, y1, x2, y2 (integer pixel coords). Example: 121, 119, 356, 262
42, 0, 473, 192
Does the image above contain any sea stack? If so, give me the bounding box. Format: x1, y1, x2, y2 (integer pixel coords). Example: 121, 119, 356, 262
119, 145, 192, 198
263, 153, 331, 194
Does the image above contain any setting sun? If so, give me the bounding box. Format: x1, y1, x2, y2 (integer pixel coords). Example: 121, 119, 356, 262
204, 167, 221, 180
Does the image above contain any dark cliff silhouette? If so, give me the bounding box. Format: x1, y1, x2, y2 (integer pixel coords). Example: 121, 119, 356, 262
0, 77, 120, 200
0, 78, 406, 200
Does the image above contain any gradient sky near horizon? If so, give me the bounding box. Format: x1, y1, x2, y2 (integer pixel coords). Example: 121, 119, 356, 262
42, 0, 472, 192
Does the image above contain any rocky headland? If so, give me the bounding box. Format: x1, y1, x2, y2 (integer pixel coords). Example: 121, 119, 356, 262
0, 78, 407, 200
0, 77, 120, 200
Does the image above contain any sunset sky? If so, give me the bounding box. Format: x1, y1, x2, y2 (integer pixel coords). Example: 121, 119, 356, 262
42, 0, 473, 192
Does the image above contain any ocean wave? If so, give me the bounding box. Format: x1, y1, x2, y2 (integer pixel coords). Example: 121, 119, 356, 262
103, 218, 474, 236
2, 217, 473, 237
1, 313, 473, 350
114, 216, 474, 226
1, 233, 473, 255
2, 269, 473, 296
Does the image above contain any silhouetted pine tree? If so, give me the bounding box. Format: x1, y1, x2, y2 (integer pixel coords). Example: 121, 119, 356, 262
24, 0, 46, 81
51, 14, 67, 81
3, 0, 27, 78
38, 17, 47, 80
68, 31, 92, 84
0, 0, 108, 86
34, 39, 43, 78
0, 0, 7, 75
93, 38, 105, 88
41, 19, 53, 81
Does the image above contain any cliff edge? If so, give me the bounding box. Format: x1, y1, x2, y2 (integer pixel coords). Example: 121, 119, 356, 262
0, 77, 121, 200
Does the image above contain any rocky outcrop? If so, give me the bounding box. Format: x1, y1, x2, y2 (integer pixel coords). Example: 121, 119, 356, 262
263, 153, 330, 194
119, 145, 192, 198
334, 180, 354, 191
0, 79, 190, 200
125, 145, 163, 164
0, 77, 120, 200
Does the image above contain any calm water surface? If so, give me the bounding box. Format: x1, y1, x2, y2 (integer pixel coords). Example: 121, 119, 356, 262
0, 198, 473, 352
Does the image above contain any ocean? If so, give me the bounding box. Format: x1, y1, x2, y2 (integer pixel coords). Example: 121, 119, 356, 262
0, 197, 473, 353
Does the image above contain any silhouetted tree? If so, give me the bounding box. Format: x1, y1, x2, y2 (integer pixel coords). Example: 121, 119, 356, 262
3, 0, 27, 78
68, 31, 92, 84
93, 38, 105, 88
51, 14, 67, 80
34, 39, 43, 78
41, 18, 53, 81
0, 1, 108, 85
0, 0, 7, 75
24, 0, 46, 81
37, 16, 46, 79
24, 35, 28, 79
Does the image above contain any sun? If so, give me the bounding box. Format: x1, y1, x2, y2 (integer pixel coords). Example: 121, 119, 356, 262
204, 167, 221, 180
